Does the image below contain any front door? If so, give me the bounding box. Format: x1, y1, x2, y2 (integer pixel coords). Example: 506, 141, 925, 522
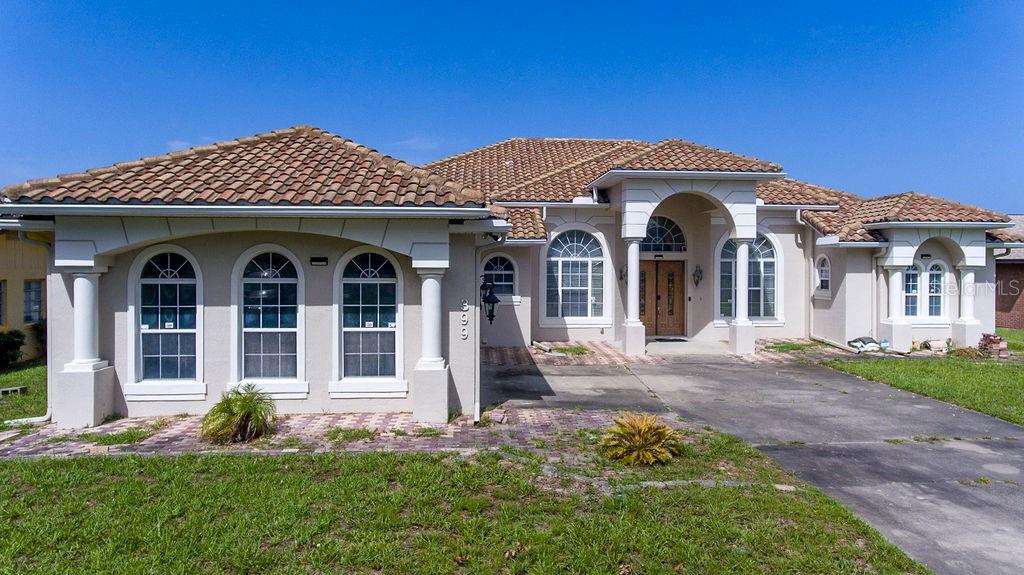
639, 260, 685, 336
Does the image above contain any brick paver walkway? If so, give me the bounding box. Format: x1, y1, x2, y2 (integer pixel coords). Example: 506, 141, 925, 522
0, 407, 642, 459
483, 341, 666, 366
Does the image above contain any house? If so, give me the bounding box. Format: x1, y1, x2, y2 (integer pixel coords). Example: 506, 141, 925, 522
0, 221, 49, 360
1, 126, 1021, 428
996, 215, 1024, 328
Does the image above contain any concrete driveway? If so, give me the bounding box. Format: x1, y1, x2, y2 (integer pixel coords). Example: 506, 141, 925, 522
485, 356, 1024, 575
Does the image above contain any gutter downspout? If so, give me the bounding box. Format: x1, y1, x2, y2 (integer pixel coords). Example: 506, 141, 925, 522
796, 210, 816, 340
5, 232, 53, 426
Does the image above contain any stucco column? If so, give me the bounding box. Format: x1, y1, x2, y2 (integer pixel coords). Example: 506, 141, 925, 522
412, 268, 448, 424
621, 239, 646, 356
953, 266, 982, 349
887, 267, 904, 321
66, 273, 107, 371
729, 239, 755, 354
417, 269, 445, 368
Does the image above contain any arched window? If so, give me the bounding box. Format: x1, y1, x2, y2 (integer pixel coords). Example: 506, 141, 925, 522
483, 256, 515, 296
927, 263, 945, 317
816, 256, 831, 292
641, 216, 686, 252
342, 253, 398, 378
546, 229, 604, 318
904, 265, 921, 317
719, 234, 777, 318
242, 252, 299, 379
139, 252, 197, 380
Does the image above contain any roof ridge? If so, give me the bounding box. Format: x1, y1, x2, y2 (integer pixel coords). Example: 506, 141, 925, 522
503, 141, 655, 195
647, 138, 785, 171
2, 125, 312, 198
422, 137, 646, 170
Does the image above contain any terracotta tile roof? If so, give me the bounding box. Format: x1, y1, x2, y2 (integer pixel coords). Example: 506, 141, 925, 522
505, 208, 546, 240
426, 137, 780, 203
756, 178, 856, 207
611, 139, 782, 173
2, 126, 484, 208
990, 215, 1024, 259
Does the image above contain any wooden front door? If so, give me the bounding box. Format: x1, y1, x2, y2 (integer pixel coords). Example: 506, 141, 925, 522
639, 260, 686, 336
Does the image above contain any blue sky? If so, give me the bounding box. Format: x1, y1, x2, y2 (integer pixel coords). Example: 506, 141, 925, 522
2, 1, 1022, 210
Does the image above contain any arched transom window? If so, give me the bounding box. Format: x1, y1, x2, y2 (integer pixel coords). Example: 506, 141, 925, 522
641, 216, 686, 252
720, 234, 777, 318
342, 253, 398, 378
816, 256, 831, 291
139, 252, 197, 380
546, 230, 604, 318
483, 256, 515, 296
242, 253, 298, 379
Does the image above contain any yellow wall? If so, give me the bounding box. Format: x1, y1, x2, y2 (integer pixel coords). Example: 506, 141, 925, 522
0, 230, 49, 359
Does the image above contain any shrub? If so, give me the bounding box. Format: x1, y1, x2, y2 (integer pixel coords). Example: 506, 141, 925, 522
29, 320, 46, 356
200, 383, 276, 444
0, 330, 26, 371
597, 413, 685, 467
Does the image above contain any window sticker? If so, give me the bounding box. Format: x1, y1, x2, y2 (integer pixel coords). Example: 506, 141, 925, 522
364, 321, 374, 328
164, 322, 175, 329
387, 322, 397, 328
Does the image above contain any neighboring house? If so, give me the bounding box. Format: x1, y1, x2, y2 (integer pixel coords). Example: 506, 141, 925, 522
995, 214, 1024, 328
1, 126, 1020, 428
0, 221, 50, 360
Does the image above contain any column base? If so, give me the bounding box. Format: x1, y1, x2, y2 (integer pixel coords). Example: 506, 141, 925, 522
881, 320, 913, 353
952, 319, 983, 349
53, 366, 114, 428
729, 320, 755, 355
411, 361, 449, 424
622, 322, 646, 356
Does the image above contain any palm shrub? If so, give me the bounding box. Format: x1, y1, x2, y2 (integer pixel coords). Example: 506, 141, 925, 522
200, 383, 276, 443
597, 413, 686, 466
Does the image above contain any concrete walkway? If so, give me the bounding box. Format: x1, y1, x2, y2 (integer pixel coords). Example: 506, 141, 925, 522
489, 356, 1024, 575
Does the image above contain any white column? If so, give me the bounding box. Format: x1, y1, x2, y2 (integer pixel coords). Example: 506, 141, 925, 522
732, 239, 751, 325
64, 272, 108, 372
417, 269, 445, 368
625, 239, 641, 324
959, 268, 976, 321
888, 267, 904, 320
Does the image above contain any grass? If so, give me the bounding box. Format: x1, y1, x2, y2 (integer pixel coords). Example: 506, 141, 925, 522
77, 418, 170, 445
996, 327, 1024, 352
553, 344, 589, 356
764, 341, 821, 353
0, 449, 927, 574
826, 357, 1024, 426
324, 426, 378, 444
0, 361, 46, 427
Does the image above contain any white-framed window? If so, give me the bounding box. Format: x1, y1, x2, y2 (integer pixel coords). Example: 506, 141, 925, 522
719, 234, 777, 318
545, 229, 604, 318
927, 263, 945, 317
23, 280, 42, 324
641, 216, 686, 252
241, 252, 299, 380
483, 256, 515, 296
341, 252, 398, 378
139, 253, 198, 380
904, 265, 920, 317
815, 256, 832, 295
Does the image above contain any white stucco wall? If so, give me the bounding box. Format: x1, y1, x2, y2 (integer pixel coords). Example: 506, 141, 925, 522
479, 244, 535, 347
48, 229, 479, 418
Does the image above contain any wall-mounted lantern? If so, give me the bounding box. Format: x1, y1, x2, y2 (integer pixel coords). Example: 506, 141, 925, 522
692, 264, 703, 287
479, 276, 501, 324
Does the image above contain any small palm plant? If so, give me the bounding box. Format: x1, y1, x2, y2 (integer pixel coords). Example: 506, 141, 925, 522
597, 413, 685, 467
200, 383, 276, 444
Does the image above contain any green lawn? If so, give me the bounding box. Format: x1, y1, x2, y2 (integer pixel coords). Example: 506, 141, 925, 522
0, 445, 926, 573
827, 357, 1024, 426
0, 361, 46, 426
996, 327, 1024, 352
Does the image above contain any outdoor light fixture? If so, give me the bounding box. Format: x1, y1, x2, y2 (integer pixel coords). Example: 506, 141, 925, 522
692, 264, 703, 287
479, 276, 501, 324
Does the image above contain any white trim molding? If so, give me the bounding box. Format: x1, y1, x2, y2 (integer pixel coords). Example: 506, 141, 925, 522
330, 246, 407, 399
229, 243, 308, 399
537, 221, 614, 329
713, 227, 786, 325
124, 243, 206, 401
480, 251, 522, 305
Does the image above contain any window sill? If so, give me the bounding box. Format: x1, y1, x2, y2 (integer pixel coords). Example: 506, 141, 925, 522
231, 379, 309, 400
124, 380, 206, 402
539, 317, 612, 329
908, 320, 952, 328
497, 296, 522, 306
713, 318, 786, 328
330, 378, 408, 399
814, 289, 832, 301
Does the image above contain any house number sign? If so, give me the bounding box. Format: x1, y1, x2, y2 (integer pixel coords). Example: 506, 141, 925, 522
459, 299, 470, 340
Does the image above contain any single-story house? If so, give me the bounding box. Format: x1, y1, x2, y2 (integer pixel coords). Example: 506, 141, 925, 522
996, 214, 1024, 328
0, 222, 49, 359
2, 126, 1021, 428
